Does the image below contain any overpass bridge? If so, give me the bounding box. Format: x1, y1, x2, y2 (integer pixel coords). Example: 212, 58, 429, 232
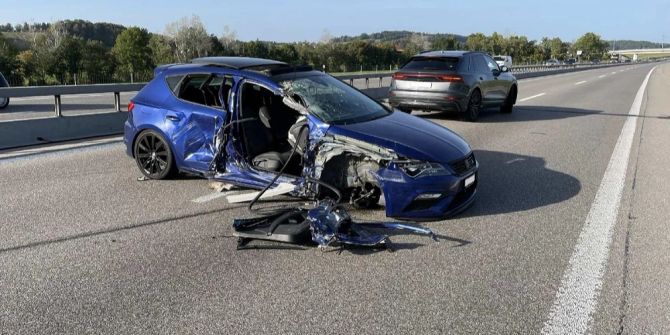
609, 48, 670, 60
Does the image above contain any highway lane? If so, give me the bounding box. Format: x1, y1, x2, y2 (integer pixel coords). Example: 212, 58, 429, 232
0, 62, 667, 334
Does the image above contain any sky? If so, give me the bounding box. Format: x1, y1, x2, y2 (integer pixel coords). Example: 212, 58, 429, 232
2, 0, 669, 43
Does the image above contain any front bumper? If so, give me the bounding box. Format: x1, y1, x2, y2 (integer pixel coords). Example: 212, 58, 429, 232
377, 165, 478, 221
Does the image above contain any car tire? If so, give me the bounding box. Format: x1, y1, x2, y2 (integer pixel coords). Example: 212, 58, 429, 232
0, 97, 9, 109
133, 130, 176, 180
500, 86, 516, 114
464, 89, 482, 122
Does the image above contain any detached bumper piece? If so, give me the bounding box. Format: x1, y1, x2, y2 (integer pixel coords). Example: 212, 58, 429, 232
233, 200, 436, 251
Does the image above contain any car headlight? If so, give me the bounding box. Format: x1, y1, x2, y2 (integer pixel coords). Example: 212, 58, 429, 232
394, 160, 449, 178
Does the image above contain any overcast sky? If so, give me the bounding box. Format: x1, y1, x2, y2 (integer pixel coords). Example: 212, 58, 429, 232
3, 0, 669, 42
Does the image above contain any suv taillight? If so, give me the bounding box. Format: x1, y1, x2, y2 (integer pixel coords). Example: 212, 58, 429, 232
392, 73, 408, 80
437, 74, 464, 82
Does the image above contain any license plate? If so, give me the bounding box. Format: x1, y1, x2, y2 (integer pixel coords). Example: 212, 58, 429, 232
464, 174, 476, 188
412, 82, 432, 89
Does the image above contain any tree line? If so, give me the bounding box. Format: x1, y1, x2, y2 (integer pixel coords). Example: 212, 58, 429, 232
0, 16, 611, 86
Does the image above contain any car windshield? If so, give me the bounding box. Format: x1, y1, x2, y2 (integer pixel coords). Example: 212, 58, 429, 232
279, 74, 391, 125
402, 57, 460, 71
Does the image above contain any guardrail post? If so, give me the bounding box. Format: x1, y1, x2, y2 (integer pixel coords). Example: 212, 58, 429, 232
379, 76, 383, 87
114, 92, 121, 112
54, 95, 62, 117
365, 78, 369, 89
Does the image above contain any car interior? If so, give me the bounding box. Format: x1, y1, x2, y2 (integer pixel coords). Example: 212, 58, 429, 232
177, 74, 235, 110
237, 83, 304, 175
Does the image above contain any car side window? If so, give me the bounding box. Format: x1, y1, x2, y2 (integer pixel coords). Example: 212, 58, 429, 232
177, 74, 231, 109
165, 75, 184, 93
473, 55, 488, 74
483, 55, 500, 71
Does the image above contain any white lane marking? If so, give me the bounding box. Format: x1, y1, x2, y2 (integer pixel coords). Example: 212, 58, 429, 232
191, 190, 240, 203
598, 75, 606, 78
541, 66, 656, 335
611, 71, 617, 74
505, 158, 525, 164
518, 93, 546, 102
575, 80, 587, 85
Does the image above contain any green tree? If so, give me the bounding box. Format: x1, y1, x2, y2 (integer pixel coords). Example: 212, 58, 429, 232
149, 34, 175, 65
0, 33, 18, 76
112, 27, 152, 78
573, 32, 608, 61
466, 33, 487, 51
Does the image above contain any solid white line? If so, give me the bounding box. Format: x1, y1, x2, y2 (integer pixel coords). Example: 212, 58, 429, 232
575, 80, 587, 85
598, 75, 606, 78
541, 66, 656, 335
518, 93, 546, 102
611, 71, 617, 74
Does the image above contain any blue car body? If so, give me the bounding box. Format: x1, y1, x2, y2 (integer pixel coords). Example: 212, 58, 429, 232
124, 57, 478, 220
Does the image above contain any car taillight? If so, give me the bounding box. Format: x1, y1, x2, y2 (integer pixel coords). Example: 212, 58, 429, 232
437, 74, 464, 82
392, 73, 408, 80
128, 101, 135, 112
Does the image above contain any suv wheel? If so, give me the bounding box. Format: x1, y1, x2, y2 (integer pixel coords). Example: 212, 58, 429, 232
0, 97, 9, 109
500, 86, 516, 114
464, 90, 482, 122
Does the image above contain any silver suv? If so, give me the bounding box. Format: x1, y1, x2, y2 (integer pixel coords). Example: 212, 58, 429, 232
388, 51, 518, 121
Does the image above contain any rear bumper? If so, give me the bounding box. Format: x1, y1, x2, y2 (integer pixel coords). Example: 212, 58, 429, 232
389, 90, 467, 112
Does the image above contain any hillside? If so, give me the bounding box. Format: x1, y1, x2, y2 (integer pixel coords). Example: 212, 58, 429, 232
332, 30, 467, 44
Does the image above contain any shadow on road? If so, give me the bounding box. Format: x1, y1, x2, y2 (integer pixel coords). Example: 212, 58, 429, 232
456, 149, 581, 218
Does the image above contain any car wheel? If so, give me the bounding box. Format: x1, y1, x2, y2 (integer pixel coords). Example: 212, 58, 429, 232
500, 86, 517, 114
0, 97, 9, 109
133, 130, 176, 180
464, 89, 482, 122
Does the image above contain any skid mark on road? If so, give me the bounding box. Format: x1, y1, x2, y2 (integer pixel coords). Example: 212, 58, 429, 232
541, 66, 656, 335
519, 93, 546, 102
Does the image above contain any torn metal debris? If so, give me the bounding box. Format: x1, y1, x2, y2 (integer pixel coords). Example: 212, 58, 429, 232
233, 200, 436, 251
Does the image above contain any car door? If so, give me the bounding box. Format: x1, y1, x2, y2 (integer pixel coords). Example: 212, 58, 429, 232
472, 54, 494, 103
167, 73, 228, 173
482, 54, 508, 102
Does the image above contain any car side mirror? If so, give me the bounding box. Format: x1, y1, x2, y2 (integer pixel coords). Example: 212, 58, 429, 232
492, 68, 501, 76
500, 65, 509, 73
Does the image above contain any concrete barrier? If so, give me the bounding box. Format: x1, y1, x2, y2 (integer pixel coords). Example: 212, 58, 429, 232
0, 112, 128, 150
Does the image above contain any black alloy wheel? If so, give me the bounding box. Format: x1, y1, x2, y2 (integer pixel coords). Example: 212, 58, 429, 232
134, 130, 175, 179
464, 89, 482, 122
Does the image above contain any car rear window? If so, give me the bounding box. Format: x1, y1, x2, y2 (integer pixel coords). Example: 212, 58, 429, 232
494, 56, 504, 61
401, 57, 460, 71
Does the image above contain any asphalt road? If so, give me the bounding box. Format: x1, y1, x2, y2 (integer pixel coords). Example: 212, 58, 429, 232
0, 63, 668, 334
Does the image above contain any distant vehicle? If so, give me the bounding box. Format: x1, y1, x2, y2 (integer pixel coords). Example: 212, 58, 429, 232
590, 59, 601, 65
388, 51, 518, 122
493, 55, 513, 69
0, 72, 9, 109
544, 59, 560, 66
565, 58, 577, 65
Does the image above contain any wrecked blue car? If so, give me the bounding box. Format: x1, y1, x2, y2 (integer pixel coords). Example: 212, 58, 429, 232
124, 57, 478, 220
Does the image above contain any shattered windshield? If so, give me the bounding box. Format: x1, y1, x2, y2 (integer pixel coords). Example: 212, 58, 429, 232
280, 74, 391, 125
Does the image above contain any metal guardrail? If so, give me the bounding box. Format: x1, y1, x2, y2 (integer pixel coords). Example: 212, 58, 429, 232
0, 83, 145, 117
0, 61, 652, 119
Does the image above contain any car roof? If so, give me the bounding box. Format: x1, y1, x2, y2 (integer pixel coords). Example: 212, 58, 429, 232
416, 50, 472, 57
191, 56, 288, 70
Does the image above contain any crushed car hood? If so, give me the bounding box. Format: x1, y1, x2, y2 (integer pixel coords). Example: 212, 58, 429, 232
326, 111, 471, 162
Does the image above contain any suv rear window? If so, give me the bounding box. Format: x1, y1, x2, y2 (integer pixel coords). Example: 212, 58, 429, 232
401, 57, 460, 71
